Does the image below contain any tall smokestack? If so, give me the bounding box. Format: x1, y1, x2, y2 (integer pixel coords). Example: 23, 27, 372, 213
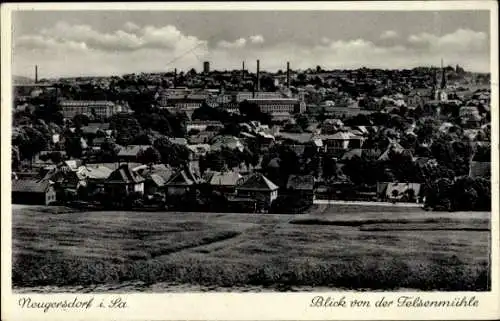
286, 62, 290, 88
35, 65, 38, 83
256, 59, 260, 92
174, 68, 177, 88
241, 61, 245, 91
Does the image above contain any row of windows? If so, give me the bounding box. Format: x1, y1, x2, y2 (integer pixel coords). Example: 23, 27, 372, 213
259, 105, 296, 113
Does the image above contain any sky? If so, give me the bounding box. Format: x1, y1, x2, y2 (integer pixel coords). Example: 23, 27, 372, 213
11, 10, 491, 78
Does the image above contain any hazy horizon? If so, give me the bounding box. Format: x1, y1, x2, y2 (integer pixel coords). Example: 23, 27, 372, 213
12, 10, 491, 78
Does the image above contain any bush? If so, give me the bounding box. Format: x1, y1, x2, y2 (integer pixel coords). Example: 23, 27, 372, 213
270, 195, 312, 214
425, 176, 491, 211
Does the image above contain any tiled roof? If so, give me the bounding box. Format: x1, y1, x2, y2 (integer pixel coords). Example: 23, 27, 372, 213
204, 171, 242, 186
166, 167, 200, 186
12, 179, 52, 193
118, 145, 152, 157
276, 132, 313, 144
378, 140, 411, 161
138, 164, 174, 183
106, 164, 145, 184
81, 123, 110, 134
80, 165, 113, 180
237, 173, 278, 191
148, 174, 167, 187
319, 132, 359, 140
168, 137, 188, 146
210, 135, 244, 151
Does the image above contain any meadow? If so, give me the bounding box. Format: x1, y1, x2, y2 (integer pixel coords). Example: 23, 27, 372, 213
12, 204, 491, 292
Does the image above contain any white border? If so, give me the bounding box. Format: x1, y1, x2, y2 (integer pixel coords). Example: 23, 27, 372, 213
1, 2, 499, 320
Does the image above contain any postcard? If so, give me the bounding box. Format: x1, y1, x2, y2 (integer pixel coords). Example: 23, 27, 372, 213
1, 1, 499, 320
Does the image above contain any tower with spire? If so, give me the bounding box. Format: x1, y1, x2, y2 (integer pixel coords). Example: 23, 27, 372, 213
433, 58, 448, 102
440, 58, 447, 89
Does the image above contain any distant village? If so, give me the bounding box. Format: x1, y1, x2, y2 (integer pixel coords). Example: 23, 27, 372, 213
11, 60, 491, 213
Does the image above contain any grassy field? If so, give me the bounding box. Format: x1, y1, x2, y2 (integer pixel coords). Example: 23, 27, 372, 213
12, 204, 491, 292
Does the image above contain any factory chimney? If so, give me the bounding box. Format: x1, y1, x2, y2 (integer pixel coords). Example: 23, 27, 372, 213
35, 65, 38, 83
286, 62, 290, 88
256, 59, 260, 92
173, 68, 177, 88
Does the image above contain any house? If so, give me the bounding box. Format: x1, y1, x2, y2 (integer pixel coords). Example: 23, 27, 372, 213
117, 145, 152, 162
275, 132, 313, 144
246, 98, 306, 114
341, 148, 380, 161
12, 179, 57, 205
80, 123, 111, 137
91, 136, 112, 150
135, 164, 174, 197
79, 164, 114, 196
286, 174, 315, 204
186, 120, 224, 132
378, 139, 413, 161
321, 118, 344, 134
188, 132, 217, 144
405, 91, 427, 108
459, 106, 482, 128
168, 137, 188, 146
469, 148, 490, 178
187, 144, 211, 159
165, 166, 200, 197
166, 94, 207, 111
210, 135, 245, 152
60, 100, 125, 119
319, 132, 365, 154
203, 170, 242, 195
104, 164, 145, 199
235, 173, 279, 207
46, 167, 87, 201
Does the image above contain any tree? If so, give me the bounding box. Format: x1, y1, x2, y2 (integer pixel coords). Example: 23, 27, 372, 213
48, 151, 64, 164
239, 100, 272, 125
322, 156, 337, 181
132, 131, 154, 145
64, 134, 84, 159
16, 126, 48, 162
127, 91, 157, 113
110, 113, 142, 146
73, 114, 90, 128
260, 75, 276, 92
138, 147, 161, 165
296, 114, 310, 131
153, 136, 190, 167
449, 176, 476, 211
12, 146, 20, 170
405, 188, 416, 202
343, 114, 372, 126
100, 139, 120, 162
424, 178, 453, 211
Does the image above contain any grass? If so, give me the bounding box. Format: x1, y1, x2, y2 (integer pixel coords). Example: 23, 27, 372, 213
12, 205, 491, 291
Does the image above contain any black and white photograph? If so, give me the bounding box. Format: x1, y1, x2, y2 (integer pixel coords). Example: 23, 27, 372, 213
4, 2, 496, 300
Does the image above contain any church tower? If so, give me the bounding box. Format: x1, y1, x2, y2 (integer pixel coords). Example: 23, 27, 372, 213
440, 58, 447, 89
433, 59, 448, 102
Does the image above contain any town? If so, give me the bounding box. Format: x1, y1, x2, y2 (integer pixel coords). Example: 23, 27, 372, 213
11, 60, 491, 213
